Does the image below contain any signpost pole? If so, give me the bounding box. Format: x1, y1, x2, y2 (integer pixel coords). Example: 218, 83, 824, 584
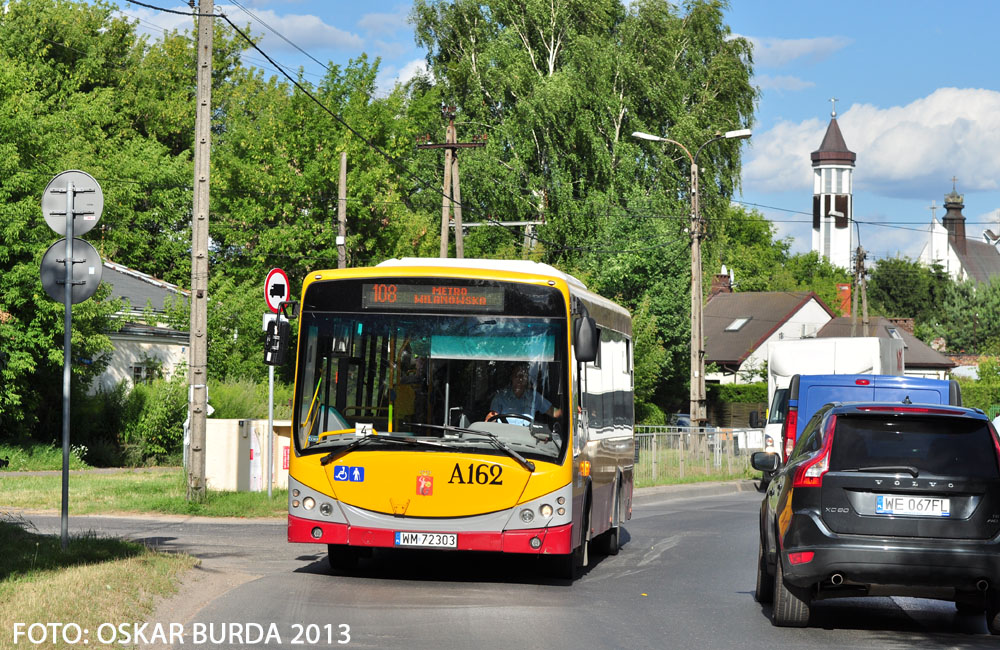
263, 269, 290, 498
267, 364, 274, 499
60, 182, 74, 551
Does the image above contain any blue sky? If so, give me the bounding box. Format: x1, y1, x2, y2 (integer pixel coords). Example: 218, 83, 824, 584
116, 0, 1000, 265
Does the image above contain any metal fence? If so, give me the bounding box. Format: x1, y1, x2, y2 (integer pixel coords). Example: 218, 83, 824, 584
633, 426, 764, 487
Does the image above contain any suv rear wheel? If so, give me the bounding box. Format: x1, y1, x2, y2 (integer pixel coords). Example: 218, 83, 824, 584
771, 559, 810, 627
987, 589, 1000, 635
955, 590, 985, 615
754, 538, 773, 604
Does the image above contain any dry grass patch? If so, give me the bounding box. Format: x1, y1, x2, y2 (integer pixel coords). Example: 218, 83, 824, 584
0, 516, 195, 650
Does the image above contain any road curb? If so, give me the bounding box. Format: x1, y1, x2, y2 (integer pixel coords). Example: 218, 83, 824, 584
634, 478, 761, 501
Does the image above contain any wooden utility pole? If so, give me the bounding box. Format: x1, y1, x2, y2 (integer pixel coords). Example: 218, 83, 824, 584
188, 0, 213, 502
337, 151, 347, 269
859, 247, 870, 332
851, 245, 867, 336
416, 107, 485, 258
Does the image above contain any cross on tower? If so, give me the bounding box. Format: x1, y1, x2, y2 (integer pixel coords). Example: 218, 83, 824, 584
951, 176, 959, 192
830, 97, 838, 118
928, 200, 937, 222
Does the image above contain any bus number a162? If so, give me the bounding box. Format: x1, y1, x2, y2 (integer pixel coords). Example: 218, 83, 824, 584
371, 284, 397, 303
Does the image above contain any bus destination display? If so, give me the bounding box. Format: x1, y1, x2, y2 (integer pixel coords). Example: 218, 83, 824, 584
361, 283, 504, 312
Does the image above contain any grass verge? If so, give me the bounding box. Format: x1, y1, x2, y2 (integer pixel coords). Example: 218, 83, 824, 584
0, 514, 196, 650
0, 470, 287, 518
0, 443, 89, 472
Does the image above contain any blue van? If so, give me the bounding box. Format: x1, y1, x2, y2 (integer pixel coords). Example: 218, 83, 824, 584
779, 374, 962, 460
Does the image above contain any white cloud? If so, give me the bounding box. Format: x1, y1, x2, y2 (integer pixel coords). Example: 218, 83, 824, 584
754, 74, 814, 91
220, 7, 364, 51
119, 6, 363, 52
395, 58, 427, 85
374, 57, 427, 95
358, 9, 410, 37
744, 88, 1000, 198
737, 35, 852, 68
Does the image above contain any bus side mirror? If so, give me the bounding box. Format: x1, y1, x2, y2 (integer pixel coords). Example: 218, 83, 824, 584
749, 411, 760, 428
264, 317, 290, 366
574, 305, 598, 363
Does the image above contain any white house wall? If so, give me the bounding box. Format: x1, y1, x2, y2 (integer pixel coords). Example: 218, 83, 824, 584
92, 334, 188, 394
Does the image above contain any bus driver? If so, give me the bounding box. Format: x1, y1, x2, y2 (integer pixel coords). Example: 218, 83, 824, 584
486, 363, 562, 425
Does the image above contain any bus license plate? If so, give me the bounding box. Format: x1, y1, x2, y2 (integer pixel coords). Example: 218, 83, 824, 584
394, 531, 458, 548
875, 495, 950, 517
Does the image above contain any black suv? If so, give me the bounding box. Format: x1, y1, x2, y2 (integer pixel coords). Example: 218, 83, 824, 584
751, 402, 1000, 633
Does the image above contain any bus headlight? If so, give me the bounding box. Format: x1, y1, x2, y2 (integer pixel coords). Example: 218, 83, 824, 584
319, 502, 333, 516
520, 508, 535, 523
539, 504, 553, 518
303, 497, 316, 510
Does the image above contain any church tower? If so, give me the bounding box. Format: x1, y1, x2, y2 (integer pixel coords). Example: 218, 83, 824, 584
811, 99, 856, 269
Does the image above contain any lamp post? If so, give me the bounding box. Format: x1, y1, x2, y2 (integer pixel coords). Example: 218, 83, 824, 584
632, 128, 751, 426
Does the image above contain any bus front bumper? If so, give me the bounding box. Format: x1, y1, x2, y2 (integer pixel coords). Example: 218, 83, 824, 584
288, 514, 573, 555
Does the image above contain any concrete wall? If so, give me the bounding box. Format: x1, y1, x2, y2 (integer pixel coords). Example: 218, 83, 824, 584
204, 419, 292, 492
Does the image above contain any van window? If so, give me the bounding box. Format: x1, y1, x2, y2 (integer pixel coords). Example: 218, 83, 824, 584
830, 415, 1000, 479
768, 389, 788, 425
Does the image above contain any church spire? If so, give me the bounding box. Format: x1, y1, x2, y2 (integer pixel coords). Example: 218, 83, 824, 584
811, 102, 856, 269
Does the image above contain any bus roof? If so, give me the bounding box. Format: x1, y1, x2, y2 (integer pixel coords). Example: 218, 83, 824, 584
376, 257, 588, 290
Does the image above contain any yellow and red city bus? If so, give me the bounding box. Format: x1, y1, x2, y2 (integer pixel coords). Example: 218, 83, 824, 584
287, 258, 634, 577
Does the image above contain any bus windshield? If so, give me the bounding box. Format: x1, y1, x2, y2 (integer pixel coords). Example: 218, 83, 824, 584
295, 309, 568, 464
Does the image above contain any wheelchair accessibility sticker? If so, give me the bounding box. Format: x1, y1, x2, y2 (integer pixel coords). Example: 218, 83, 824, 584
333, 466, 365, 482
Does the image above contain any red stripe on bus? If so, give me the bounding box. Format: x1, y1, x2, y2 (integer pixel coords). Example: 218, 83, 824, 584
287, 515, 573, 555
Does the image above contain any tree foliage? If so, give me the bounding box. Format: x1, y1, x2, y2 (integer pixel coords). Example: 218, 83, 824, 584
2, 0, 765, 439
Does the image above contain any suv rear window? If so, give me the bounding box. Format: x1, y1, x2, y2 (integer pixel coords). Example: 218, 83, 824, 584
830, 415, 1000, 479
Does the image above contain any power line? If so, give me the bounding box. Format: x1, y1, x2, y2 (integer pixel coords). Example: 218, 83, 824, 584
125, 0, 213, 17
227, 0, 331, 73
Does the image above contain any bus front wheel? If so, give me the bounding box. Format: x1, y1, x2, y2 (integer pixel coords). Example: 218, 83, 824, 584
548, 503, 590, 580
327, 544, 359, 572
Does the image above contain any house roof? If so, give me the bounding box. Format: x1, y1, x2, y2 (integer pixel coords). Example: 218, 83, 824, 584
955, 238, 1000, 284
816, 317, 955, 369
704, 291, 836, 366
102, 261, 189, 314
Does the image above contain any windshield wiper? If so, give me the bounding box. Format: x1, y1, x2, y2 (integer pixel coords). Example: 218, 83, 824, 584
403, 422, 536, 472
843, 466, 920, 478
320, 434, 452, 466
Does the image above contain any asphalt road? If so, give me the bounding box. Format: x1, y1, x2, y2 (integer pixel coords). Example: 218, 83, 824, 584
18, 486, 997, 650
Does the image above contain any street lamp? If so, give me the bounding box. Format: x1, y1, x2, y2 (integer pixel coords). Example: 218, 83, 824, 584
632, 128, 751, 426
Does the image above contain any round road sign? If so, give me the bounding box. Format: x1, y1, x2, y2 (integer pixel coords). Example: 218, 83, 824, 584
42, 170, 104, 237
265, 268, 290, 313
40, 239, 104, 303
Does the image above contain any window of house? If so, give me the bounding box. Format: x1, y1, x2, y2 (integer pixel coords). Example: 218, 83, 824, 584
725, 317, 751, 332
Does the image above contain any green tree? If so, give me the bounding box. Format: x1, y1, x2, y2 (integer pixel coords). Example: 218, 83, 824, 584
411, 0, 757, 411
868, 257, 950, 322
705, 204, 791, 292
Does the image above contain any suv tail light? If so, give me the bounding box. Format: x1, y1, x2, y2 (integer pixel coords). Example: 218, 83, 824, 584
782, 408, 798, 460
793, 415, 837, 488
